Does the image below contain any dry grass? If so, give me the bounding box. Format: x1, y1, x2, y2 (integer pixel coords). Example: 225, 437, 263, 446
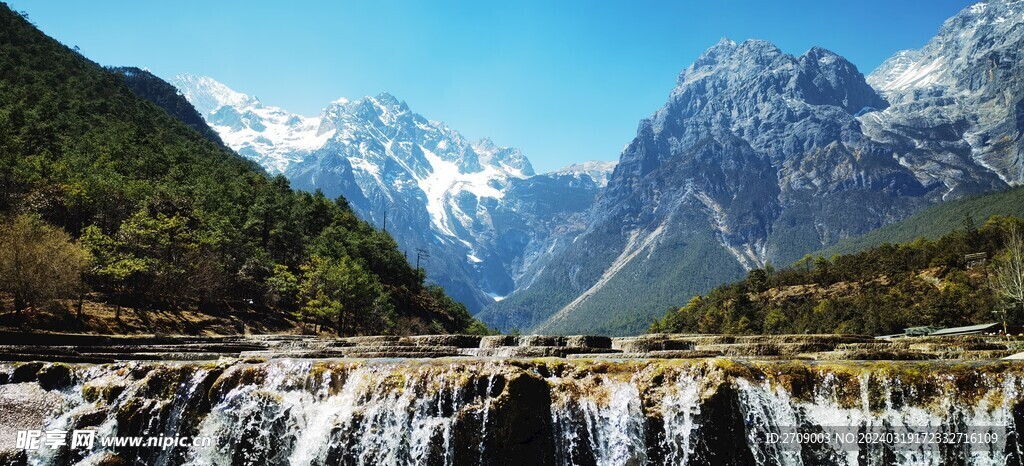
0, 293, 310, 336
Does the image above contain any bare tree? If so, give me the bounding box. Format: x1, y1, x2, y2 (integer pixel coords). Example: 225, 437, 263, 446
990, 224, 1024, 333
0, 215, 90, 313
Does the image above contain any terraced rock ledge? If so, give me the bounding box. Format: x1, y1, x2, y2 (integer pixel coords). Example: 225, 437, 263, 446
1, 331, 1020, 362
1, 357, 1023, 465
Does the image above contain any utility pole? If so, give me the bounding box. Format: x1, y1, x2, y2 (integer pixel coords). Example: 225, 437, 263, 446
415, 248, 430, 271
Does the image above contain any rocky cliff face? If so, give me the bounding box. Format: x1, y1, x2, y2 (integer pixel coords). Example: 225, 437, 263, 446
865, 0, 1024, 186
171, 77, 613, 312
2, 359, 1021, 466
484, 1, 1024, 335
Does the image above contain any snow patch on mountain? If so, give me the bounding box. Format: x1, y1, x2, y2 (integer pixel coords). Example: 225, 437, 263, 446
550, 161, 617, 187
418, 145, 510, 237
172, 74, 331, 173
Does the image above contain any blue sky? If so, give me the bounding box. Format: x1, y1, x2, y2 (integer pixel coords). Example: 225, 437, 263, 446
11, 0, 972, 173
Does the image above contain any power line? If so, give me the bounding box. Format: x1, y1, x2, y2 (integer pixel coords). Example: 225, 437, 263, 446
415, 248, 430, 271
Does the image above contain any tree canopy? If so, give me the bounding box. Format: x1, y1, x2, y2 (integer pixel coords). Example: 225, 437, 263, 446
652, 216, 1024, 336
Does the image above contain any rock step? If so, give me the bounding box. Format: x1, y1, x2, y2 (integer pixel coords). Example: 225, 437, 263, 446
730, 334, 874, 345
619, 334, 874, 346
343, 351, 463, 359
890, 336, 989, 344
480, 335, 518, 348
836, 342, 912, 351
477, 335, 613, 349
79, 344, 265, 353
239, 350, 349, 359
346, 345, 462, 353
473, 347, 621, 358
74, 352, 235, 361
0, 353, 116, 364
408, 335, 482, 348
908, 342, 1008, 352
566, 336, 613, 349
694, 344, 782, 356
338, 336, 409, 345
613, 336, 695, 352
939, 350, 1016, 360
814, 350, 936, 361
574, 350, 724, 359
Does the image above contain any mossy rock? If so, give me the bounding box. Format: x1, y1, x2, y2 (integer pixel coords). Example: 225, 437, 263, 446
82, 379, 127, 404
209, 364, 267, 403
37, 363, 73, 391
10, 362, 43, 383
478, 372, 556, 466
71, 407, 110, 429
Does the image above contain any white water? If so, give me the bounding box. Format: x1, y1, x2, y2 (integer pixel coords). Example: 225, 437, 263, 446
735, 371, 1020, 466
2, 360, 1022, 466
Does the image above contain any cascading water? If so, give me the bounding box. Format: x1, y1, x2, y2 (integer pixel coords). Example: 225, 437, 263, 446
1, 359, 1022, 466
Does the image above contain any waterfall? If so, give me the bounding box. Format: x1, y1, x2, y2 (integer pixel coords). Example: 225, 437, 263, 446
1, 359, 1022, 466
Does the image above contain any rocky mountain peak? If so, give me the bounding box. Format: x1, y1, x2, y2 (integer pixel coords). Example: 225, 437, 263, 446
794, 46, 889, 113
863, 0, 1024, 184
472, 138, 535, 177
485, 1, 1024, 334
674, 39, 885, 114
868, 0, 1024, 101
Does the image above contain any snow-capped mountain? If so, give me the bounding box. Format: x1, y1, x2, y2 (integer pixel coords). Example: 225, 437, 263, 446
174, 74, 329, 173
171, 75, 614, 312
865, 0, 1024, 184
549, 161, 617, 187
481, 0, 1024, 335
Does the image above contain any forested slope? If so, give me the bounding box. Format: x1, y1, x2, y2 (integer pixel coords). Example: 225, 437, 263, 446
0, 4, 484, 335
652, 216, 1023, 336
